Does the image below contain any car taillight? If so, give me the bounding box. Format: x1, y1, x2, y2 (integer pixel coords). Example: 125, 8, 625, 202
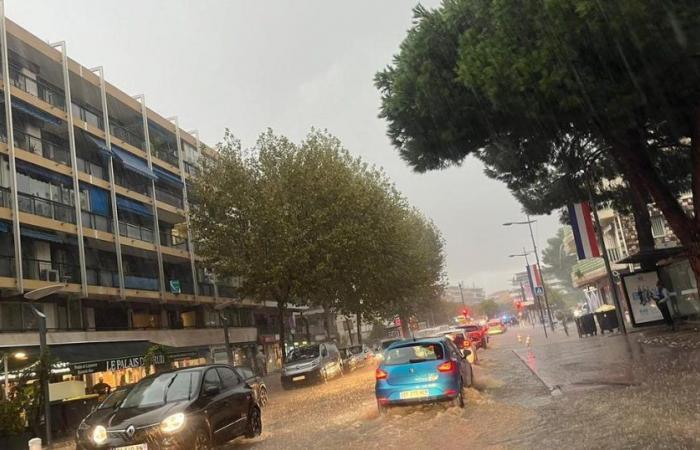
375, 368, 388, 380
462, 340, 471, 348
437, 361, 456, 372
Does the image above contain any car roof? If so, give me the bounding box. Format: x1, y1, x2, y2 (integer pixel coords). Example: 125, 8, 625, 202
386, 337, 446, 349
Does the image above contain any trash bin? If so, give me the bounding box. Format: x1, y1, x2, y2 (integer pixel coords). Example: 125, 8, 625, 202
595, 309, 619, 334
575, 313, 597, 338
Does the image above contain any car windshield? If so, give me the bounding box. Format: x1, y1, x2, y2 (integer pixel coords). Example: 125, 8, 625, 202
121, 371, 200, 409
381, 339, 400, 350
287, 346, 319, 362
383, 343, 444, 366
98, 388, 129, 410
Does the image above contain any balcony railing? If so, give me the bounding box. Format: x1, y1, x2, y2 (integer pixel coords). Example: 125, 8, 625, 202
22, 257, 80, 284
160, 230, 188, 249
0, 186, 10, 208
85, 267, 119, 288
76, 157, 107, 180
111, 122, 144, 150
183, 161, 200, 177
13, 129, 71, 166
119, 220, 154, 242
218, 285, 238, 299
0, 255, 14, 277
114, 173, 150, 197
71, 102, 104, 130
17, 192, 75, 223
151, 142, 179, 167
607, 247, 624, 263
82, 210, 111, 233
155, 187, 183, 209
9, 67, 66, 110
198, 282, 215, 297
124, 274, 159, 291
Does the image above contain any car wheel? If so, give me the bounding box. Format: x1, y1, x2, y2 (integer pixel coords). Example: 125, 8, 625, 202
321, 369, 328, 384
453, 379, 465, 409
245, 405, 263, 438
259, 386, 268, 407
193, 427, 211, 450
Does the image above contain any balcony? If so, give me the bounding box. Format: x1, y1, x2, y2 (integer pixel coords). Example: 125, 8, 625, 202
151, 141, 179, 167
160, 230, 188, 249
81, 210, 111, 233
155, 187, 183, 209
198, 282, 215, 297
118, 220, 154, 243
14, 129, 71, 167
111, 122, 144, 150
76, 157, 106, 180
124, 274, 159, 291
0, 186, 9, 208
0, 254, 14, 277
184, 161, 200, 177
9, 67, 66, 110
218, 285, 238, 299
85, 267, 119, 288
71, 102, 104, 130
17, 191, 75, 223
22, 257, 80, 284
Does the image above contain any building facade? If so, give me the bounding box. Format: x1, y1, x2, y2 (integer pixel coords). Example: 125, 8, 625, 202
0, 16, 282, 393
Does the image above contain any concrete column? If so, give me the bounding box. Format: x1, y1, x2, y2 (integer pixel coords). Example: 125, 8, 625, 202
50, 41, 88, 296
90, 66, 125, 299
0, 0, 23, 292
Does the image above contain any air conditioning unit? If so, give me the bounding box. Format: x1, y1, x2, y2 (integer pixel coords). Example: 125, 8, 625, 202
40, 269, 60, 283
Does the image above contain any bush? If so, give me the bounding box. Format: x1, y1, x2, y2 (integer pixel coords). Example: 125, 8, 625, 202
0, 398, 25, 436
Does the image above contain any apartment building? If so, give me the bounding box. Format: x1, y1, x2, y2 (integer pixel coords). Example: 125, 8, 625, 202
0, 16, 284, 391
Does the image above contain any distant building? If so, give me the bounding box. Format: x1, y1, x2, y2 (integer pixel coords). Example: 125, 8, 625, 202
442, 285, 485, 305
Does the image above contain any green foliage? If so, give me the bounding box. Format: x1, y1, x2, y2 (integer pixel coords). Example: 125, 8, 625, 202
0, 397, 24, 436
541, 228, 578, 290
475, 299, 500, 319
143, 344, 171, 374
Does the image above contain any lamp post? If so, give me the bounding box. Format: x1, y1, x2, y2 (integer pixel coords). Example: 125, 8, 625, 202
509, 250, 548, 338
24, 283, 67, 449
504, 216, 554, 330
2, 351, 27, 399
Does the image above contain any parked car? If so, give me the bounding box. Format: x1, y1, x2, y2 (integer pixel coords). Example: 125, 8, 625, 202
487, 319, 507, 335
456, 323, 489, 349
75, 364, 262, 450
375, 337, 473, 414
441, 329, 478, 364
281, 342, 343, 389
234, 366, 268, 407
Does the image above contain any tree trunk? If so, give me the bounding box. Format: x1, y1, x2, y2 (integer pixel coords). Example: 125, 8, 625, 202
356, 312, 362, 345
626, 187, 655, 271
399, 314, 410, 338
345, 317, 354, 345
322, 305, 331, 339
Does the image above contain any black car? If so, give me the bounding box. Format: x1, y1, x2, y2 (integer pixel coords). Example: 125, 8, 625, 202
75, 365, 262, 450
234, 366, 268, 407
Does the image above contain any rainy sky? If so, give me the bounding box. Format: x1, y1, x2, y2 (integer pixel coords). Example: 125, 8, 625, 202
8, 1, 561, 294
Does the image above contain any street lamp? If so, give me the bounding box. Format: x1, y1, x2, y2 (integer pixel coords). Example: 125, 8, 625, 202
509, 250, 548, 338
2, 351, 27, 399
504, 215, 554, 330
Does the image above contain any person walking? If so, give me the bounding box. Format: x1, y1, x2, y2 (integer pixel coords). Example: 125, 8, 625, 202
653, 279, 675, 330
255, 347, 267, 377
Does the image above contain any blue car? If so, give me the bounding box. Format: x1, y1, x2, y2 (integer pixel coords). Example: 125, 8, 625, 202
375, 337, 473, 413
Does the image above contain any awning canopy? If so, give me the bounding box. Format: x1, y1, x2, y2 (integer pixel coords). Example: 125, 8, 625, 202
116, 195, 152, 218
85, 134, 113, 159
20, 226, 63, 243
3, 97, 63, 126
112, 145, 156, 180
153, 166, 184, 189
16, 160, 72, 185
617, 247, 685, 265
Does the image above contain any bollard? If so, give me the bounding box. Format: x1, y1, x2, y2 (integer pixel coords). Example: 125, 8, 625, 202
517, 334, 522, 343
28, 437, 41, 450
525, 336, 531, 347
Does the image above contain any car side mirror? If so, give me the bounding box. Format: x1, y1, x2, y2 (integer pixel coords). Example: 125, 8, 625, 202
203, 384, 220, 396
321, 350, 328, 357
460, 349, 472, 359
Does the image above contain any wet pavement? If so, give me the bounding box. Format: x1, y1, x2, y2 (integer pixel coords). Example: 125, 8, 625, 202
225, 324, 700, 449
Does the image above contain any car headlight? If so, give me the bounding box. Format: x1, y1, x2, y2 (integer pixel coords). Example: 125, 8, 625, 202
92, 425, 107, 445
160, 413, 186, 434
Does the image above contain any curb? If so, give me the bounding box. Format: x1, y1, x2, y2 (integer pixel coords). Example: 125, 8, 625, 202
511, 349, 562, 396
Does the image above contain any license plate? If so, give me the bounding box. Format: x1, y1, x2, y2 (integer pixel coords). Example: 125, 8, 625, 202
115, 445, 148, 450
399, 389, 429, 399
292, 375, 306, 381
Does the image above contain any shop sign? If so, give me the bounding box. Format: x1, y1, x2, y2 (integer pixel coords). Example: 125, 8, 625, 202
71, 354, 166, 375
260, 335, 278, 343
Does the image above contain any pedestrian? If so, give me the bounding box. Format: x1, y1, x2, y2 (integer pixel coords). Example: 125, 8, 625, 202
255, 347, 267, 377
653, 279, 675, 330
92, 377, 111, 397
562, 316, 569, 337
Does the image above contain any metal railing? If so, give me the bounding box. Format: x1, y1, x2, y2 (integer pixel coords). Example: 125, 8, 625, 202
607, 247, 623, 263
85, 267, 119, 288
71, 102, 104, 130
160, 230, 188, 249
82, 210, 111, 233
76, 157, 106, 180
198, 282, 215, 297
14, 129, 71, 166
0, 255, 15, 277
0, 186, 10, 208
110, 122, 145, 150
118, 220, 154, 242
184, 161, 200, 177
151, 141, 179, 167
17, 191, 75, 223
114, 172, 150, 196
124, 274, 159, 291
9, 67, 66, 110
22, 257, 80, 283
155, 187, 183, 209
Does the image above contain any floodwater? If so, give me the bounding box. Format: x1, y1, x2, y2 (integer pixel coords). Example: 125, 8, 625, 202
225, 326, 700, 449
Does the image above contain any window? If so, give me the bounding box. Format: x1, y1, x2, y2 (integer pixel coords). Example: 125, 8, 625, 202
216, 367, 241, 389
651, 215, 666, 238
236, 367, 254, 380
202, 369, 221, 392
383, 343, 445, 366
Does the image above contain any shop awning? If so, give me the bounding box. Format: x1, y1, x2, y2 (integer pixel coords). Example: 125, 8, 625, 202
617, 247, 685, 265
85, 135, 113, 159
3, 97, 63, 126
153, 166, 184, 189
116, 195, 152, 218
112, 145, 156, 180
20, 226, 63, 243
16, 160, 72, 185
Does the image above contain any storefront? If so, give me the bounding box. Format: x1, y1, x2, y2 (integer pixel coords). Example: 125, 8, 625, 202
259, 334, 283, 373
210, 342, 258, 367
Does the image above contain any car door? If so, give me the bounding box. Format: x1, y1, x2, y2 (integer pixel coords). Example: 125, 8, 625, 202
217, 366, 252, 437
201, 368, 235, 443
446, 340, 470, 386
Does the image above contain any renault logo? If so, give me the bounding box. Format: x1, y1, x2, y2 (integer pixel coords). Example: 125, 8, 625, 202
409, 368, 415, 373
126, 425, 136, 439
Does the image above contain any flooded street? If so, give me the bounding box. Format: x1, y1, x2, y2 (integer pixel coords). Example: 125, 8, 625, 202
224, 327, 700, 449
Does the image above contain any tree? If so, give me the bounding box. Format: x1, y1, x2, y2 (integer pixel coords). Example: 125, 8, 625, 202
377, 0, 700, 283
541, 228, 579, 292
475, 299, 500, 319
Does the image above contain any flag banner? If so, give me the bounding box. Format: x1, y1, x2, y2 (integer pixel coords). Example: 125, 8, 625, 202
525, 266, 537, 299
528, 264, 542, 288
568, 202, 601, 260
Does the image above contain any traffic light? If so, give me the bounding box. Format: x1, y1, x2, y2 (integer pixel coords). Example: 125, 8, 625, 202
462, 308, 469, 318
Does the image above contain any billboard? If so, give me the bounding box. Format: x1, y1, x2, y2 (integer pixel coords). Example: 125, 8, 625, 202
622, 271, 664, 326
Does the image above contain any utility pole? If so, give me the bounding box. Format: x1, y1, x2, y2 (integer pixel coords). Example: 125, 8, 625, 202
586, 178, 627, 334
525, 214, 554, 330
458, 282, 466, 307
